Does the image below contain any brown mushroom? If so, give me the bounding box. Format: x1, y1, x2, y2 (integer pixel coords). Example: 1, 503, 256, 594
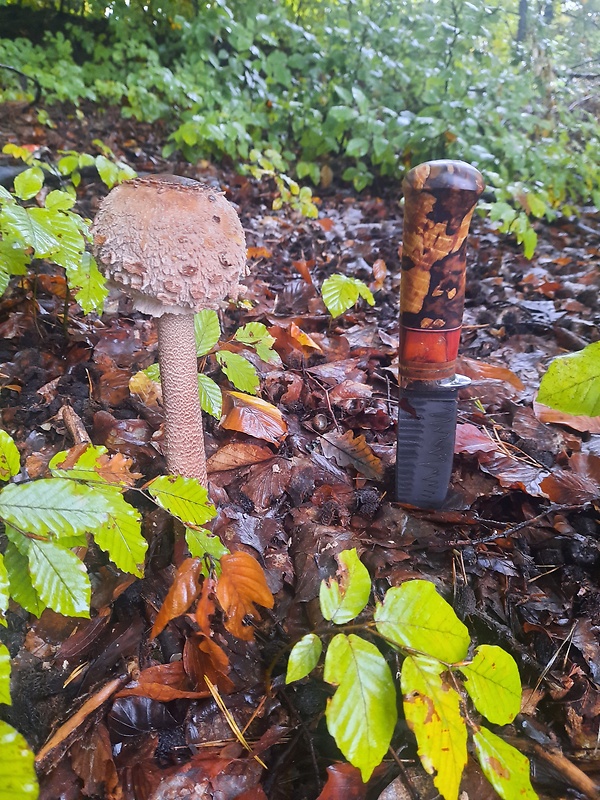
92, 174, 247, 485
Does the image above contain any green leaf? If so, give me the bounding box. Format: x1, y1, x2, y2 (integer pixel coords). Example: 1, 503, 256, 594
95, 154, 121, 188
473, 727, 537, 800
50, 444, 110, 482
286, 633, 322, 683
374, 580, 470, 663
4, 542, 46, 618
402, 655, 467, 800
185, 526, 228, 572
319, 548, 371, 624
198, 374, 223, 419
28, 208, 84, 272
89, 487, 146, 577
216, 351, 260, 394
0, 720, 38, 800
13, 167, 45, 201
147, 475, 216, 526
0, 238, 29, 277
321, 274, 375, 318
194, 309, 221, 356
0, 554, 9, 625
44, 189, 76, 211
234, 322, 277, 362
69, 252, 108, 314
324, 634, 397, 782
27, 539, 90, 618
0, 204, 60, 256
0, 430, 21, 481
0, 644, 10, 704
521, 226, 537, 259
537, 342, 600, 417
460, 645, 521, 725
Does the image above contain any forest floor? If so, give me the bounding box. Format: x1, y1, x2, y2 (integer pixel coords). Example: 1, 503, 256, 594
1, 101, 600, 800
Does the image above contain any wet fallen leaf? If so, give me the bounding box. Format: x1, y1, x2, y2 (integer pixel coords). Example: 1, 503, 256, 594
478, 451, 549, 496
457, 356, 525, 392
216, 551, 274, 641
321, 430, 384, 481
316, 763, 367, 799
533, 401, 600, 434
207, 443, 275, 473
129, 370, 162, 407
370, 258, 387, 292
540, 470, 599, 505
221, 391, 288, 445
117, 661, 210, 701
247, 246, 272, 259
150, 559, 203, 639
243, 457, 292, 509
183, 634, 235, 694
454, 423, 497, 454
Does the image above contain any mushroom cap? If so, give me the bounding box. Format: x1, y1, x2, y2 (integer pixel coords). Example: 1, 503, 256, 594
92, 174, 247, 316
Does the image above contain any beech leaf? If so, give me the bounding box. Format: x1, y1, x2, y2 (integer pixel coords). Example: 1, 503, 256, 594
151, 558, 203, 639
320, 548, 371, 624
324, 633, 397, 782
321, 274, 375, 318
537, 342, 600, 417
460, 645, 521, 725
321, 430, 383, 481
207, 443, 275, 473
198, 374, 223, 418
0, 430, 20, 481
0, 554, 8, 625
27, 539, 91, 618
286, 633, 322, 683
217, 351, 260, 394
401, 655, 467, 800
0, 720, 38, 800
194, 308, 221, 356
0, 644, 10, 705
146, 474, 216, 526
216, 551, 274, 640
374, 580, 470, 664
3, 542, 46, 618
221, 391, 288, 444
185, 527, 229, 573
473, 726, 538, 800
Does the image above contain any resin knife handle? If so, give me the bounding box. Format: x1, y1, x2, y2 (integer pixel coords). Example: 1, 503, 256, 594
399, 160, 485, 384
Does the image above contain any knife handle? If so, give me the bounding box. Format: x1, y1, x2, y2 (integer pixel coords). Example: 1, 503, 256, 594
400, 160, 484, 383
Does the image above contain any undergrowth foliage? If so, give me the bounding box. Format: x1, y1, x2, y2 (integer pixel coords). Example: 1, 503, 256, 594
286, 549, 537, 800
2, 1, 600, 253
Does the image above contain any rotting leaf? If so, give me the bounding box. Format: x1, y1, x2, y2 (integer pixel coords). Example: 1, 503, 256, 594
321, 430, 383, 481
316, 763, 367, 799
118, 660, 210, 701
221, 391, 288, 444
216, 551, 274, 641
150, 558, 203, 639
540, 469, 599, 505
454, 424, 497, 455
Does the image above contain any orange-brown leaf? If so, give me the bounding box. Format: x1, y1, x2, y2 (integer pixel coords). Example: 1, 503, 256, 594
196, 575, 217, 636
370, 258, 387, 292
118, 661, 210, 701
221, 392, 287, 445
151, 558, 203, 640
216, 552, 274, 641
207, 443, 275, 474
292, 259, 315, 285
247, 246, 272, 259
533, 402, 600, 434
183, 634, 234, 694
457, 356, 525, 392
321, 429, 384, 481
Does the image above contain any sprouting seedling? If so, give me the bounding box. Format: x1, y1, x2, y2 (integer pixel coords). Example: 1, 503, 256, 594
92, 174, 247, 485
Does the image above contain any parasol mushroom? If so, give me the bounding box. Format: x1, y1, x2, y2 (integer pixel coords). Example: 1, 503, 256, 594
92, 174, 247, 485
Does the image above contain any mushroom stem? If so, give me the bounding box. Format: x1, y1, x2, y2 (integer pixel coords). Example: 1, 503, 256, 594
157, 312, 208, 485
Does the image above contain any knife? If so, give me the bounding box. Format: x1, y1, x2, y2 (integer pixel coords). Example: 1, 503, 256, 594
396, 160, 484, 508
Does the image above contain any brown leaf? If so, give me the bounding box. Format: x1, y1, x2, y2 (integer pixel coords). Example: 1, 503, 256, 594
457, 356, 525, 391
53, 444, 142, 486
454, 423, 497, 454
221, 391, 288, 444
370, 258, 387, 292
129, 370, 162, 408
183, 634, 235, 694
150, 559, 203, 640
195, 575, 217, 635
534, 402, 600, 434
478, 451, 549, 496
216, 551, 274, 641
118, 661, 210, 701
316, 763, 367, 800
321, 429, 384, 481
243, 457, 292, 509
207, 443, 275, 473
70, 722, 122, 800
292, 258, 315, 285
540, 470, 599, 505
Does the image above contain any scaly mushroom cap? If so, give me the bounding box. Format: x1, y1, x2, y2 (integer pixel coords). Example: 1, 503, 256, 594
92, 174, 247, 316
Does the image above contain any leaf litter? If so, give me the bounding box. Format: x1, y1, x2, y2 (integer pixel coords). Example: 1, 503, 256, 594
0, 105, 599, 800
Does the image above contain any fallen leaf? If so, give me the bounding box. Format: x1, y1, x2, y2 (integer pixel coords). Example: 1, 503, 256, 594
150, 558, 203, 639
540, 470, 599, 505
454, 424, 497, 454
478, 451, 549, 496
243, 457, 292, 508
70, 722, 120, 800
292, 258, 315, 284
321, 430, 384, 481
533, 402, 600, 434
207, 443, 275, 473
370, 258, 387, 292
117, 661, 210, 701
316, 763, 367, 800
216, 551, 274, 641
129, 370, 162, 407
457, 356, 525, 392
316, 217, 335, 232
221, 391, 288, 444
247, 246, 272, 259
183, 634, 235, 694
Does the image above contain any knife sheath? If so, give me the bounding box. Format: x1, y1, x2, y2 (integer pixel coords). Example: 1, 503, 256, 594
397, 160, 484, 508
